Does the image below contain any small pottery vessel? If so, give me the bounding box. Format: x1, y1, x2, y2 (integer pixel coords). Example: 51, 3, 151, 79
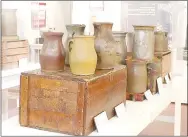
133, 25, 155, 61
69, 36, 97, 75
147, 57, 161, 94
126, 58, 147, 93
113, 31, 127, 65
39, 32, 65, 72
154, 31, 168, 52
65, 24, 86, 65
93, 22, 116, 69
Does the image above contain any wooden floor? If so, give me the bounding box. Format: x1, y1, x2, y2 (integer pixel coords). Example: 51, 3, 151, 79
138, 103, 188, 136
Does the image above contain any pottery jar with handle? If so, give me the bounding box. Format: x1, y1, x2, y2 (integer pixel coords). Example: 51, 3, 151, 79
126, 58, 147, 94
65, 24, 86, 65
93, 22, 116, 69
133, 25, 155, 62
39, 32, 65, 72
154, 31, 169, 52
113, 31, 127, 65
69, 36, 97, 75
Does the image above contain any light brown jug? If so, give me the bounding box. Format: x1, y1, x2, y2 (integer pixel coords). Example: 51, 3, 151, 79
39, 32, 65, 72
65, 24, 85, 65
147, 57, 162, 94
126, 58, 147, 94
133, 25, 155, 61
113, 31, 127, 65
69, 36, 97, 75
93, 22, 116, 69
154, 31, 168, 52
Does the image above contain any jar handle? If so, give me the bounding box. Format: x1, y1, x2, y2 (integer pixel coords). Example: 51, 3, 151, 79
68, 39, 74, 53
72, 32, 75, 38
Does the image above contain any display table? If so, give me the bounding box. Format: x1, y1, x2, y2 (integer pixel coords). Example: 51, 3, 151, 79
2, 84, 172, 136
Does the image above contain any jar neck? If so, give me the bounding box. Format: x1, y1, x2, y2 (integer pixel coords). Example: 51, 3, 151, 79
94, 24, 113, 37
66, 26, 85, 37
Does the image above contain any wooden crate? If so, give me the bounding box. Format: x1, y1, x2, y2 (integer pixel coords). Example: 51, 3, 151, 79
154, 50, 171, 82
1, 40, 29, 70
19, 65, 127, 136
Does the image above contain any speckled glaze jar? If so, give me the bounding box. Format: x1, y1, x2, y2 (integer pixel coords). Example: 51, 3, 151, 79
126, 32, 134, 52
39, 32, 65, 72
65, 24, 85, 65
147, 57, 162, 94
113, 31, 127, 65
154, 31, 168, 52
93, 22, 116, 69
126, 58, 147, 94
133, 25, 155, 61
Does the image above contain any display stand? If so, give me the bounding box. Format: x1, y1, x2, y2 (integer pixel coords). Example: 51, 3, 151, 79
2, 75, 174, 136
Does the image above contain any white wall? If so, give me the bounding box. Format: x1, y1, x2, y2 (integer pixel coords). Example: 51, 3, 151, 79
72, 1, 122, 34
2, 1, 72, 45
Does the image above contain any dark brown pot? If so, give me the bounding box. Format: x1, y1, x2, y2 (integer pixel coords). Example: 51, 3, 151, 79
126, 58, 147, 94
39, 32, 65, 72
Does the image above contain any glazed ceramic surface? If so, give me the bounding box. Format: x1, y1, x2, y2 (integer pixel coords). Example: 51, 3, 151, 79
147, 57, 162, 93
93, 22, 116, 69
39, 32, 65, 72
126, 32, 134, 52
65, 24, 85, 65
69, 36, 97, 75
113, 31, 127, 65
154, 31, 168, 52
133, 25, 155, 61
126, 58, 147, 93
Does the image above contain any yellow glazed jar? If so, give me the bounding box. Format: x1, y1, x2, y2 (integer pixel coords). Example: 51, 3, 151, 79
69, 36, 97, 75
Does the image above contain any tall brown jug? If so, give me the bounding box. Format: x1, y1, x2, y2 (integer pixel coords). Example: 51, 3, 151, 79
39, 32, 65, 72
93, 22, 116, 69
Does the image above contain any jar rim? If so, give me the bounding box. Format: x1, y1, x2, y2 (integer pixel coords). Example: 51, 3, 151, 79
73, 35, 95, 38
133, 25, 155, 30
93, 22, 113, 25
43, 32, 64, 36
66, 24, 86, 27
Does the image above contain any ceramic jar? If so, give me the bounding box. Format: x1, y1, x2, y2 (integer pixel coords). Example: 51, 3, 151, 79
126, 58, 147, 93
93, 22, 116, 69
69, 36, 97, 75
133, 25, 155, 61
113, 31, 127, 65
65, 24, 86, 65
154, 31, 168, 52
147, 57, 161, 94
39, 32, 65, 72
126, 32, 134, 52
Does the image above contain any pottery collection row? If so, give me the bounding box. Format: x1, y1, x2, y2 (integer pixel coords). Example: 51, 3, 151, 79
39, 22, 168, 76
